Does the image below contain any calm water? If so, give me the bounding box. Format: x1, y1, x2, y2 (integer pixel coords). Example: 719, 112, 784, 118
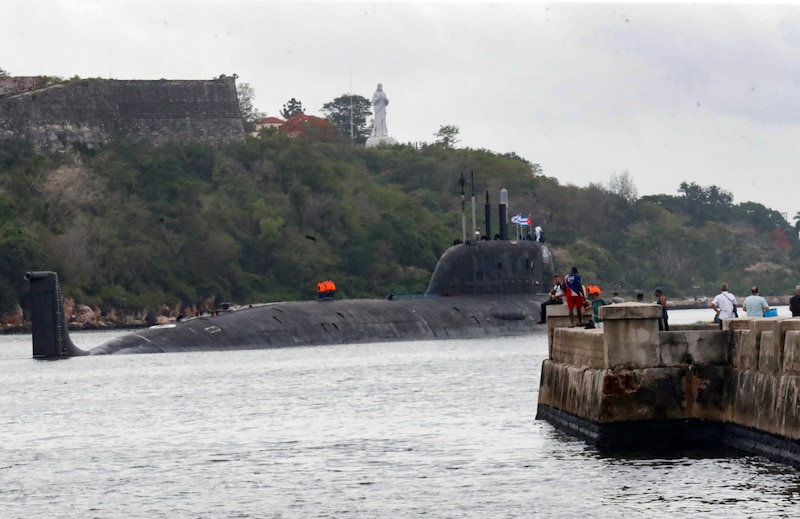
2, 308, 799, 518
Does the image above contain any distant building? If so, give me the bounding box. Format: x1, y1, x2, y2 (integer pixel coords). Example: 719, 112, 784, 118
255, 116, 285, 131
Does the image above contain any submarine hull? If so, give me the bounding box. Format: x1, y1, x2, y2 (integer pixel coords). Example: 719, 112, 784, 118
86, 294, 544, 355
29, 240, 554, 357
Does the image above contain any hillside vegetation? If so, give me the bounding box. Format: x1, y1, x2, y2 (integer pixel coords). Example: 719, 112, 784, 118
0, 130, 796, 322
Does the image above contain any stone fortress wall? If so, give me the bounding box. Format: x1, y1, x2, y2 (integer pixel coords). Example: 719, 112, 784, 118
0, 75, 244, 152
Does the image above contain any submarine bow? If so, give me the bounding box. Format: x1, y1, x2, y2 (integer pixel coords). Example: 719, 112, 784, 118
28, 240, 554, 358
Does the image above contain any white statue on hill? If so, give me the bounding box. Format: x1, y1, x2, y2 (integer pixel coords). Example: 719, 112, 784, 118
366, 82, 397, 148
371, 83, 389, 137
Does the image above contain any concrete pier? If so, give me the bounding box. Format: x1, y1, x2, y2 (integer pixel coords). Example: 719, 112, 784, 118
536, 303, 800, 466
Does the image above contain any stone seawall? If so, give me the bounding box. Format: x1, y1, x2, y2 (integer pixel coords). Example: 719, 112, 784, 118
537, 303, 800, 467
0, 76, 244, 152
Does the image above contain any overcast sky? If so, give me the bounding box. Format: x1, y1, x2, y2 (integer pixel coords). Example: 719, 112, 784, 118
4, 1, 800, 219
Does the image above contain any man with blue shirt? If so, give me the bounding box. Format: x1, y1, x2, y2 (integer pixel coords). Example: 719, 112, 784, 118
743, 286, 769, 317
563, 266, 586, 326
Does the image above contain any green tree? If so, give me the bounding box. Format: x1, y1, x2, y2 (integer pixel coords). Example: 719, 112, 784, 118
0, 67, 8, 77
678, 181, 733, 225
0, 200, 47, 311
434, 125, 460, 149
624, 212, 712, 291
321, 93, 372, 144
733, 202, 790, 234
280, 98, 305, 119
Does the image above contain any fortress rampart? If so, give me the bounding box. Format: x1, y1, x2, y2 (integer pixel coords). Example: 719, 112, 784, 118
537, 303, 800, 467
0, 76, 244, 152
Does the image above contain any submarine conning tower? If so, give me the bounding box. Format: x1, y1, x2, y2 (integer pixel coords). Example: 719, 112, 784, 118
425, 240, 554, 296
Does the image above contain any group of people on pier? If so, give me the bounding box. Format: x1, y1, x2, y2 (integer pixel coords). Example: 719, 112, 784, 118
538, 267, 616, 328
539, 269, 665, 329
539, 272, 800, 331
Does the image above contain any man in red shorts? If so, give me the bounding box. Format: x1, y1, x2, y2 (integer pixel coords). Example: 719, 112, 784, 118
563, 266, 586, 326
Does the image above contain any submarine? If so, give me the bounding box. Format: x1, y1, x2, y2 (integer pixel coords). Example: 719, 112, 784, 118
27, 192, 555, 358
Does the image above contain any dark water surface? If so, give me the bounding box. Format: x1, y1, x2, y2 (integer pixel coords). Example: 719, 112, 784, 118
2, 309, 799, 518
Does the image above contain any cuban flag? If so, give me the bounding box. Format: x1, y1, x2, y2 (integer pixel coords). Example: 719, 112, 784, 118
511, 214, 530, 226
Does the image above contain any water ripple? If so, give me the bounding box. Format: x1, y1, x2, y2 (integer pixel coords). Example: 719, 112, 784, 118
1, 332, 799, 517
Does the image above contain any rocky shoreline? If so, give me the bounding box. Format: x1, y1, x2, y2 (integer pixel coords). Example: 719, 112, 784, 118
0, 296, 218, 334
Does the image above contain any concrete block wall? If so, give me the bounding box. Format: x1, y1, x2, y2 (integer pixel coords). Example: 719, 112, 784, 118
726, 369, 800, 438
723, 317, 800, 439
546, 302, 729, 370
784, 330, 800, 372
659, 330, 730, 366
551, 327, 605, 368
537, 360, 608, 422
540, 306, 800, 442
734, 328, 758, 370
730, 318, 800, 372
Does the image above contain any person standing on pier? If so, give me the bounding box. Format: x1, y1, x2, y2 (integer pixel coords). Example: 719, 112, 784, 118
743, 286, 769, 317
790, 285, 800, 317
563, 267, 586, 326
590, 289, 607, 325
653, 287, 669, 331
711, 283, 737, 329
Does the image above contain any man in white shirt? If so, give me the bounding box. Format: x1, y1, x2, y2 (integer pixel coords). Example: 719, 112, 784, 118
711, 283, 737, 329
538, 274, 565, 324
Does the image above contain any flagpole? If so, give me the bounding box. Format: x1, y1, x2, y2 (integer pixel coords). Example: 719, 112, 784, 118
470, 170, 477, 240
499, 189, 508, 240
460, 173, 466, 243
484, 190, 491, 241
